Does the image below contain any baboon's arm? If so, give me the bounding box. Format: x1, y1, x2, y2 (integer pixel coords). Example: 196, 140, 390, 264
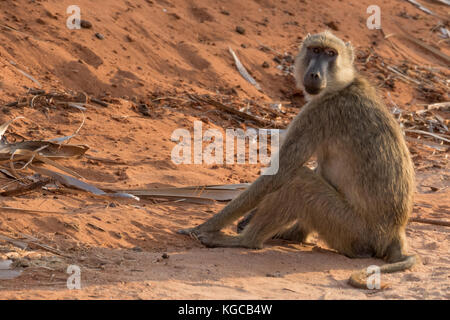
186, 107, 323, 233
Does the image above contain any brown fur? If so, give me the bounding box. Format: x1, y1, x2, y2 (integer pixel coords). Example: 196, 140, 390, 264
178, 31, 418, 289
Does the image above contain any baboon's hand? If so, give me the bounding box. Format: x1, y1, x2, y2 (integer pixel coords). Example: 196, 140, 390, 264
177, 227, 199, 236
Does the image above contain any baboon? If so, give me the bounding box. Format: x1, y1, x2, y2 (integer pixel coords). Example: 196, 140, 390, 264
178, 31, 418, 288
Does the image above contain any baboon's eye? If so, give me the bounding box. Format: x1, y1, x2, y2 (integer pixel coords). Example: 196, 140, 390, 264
312, 47, 321, 54
325, 48, 337, 57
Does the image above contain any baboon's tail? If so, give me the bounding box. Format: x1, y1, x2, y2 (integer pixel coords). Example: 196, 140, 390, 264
348, 255, 419, 289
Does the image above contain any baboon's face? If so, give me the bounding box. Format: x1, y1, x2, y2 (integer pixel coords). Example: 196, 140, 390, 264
302, 46, 338, 95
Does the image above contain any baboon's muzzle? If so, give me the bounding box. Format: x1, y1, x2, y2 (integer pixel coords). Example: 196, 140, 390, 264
303, 61, 327, 95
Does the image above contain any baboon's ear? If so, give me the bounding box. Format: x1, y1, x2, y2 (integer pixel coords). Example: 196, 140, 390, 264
299, 33, 311, 48
345, 41, 355, 63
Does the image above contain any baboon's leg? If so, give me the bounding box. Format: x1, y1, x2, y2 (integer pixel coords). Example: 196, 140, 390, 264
236, 209, 257, 234
197, 197, 291, 249
242, 167, 369, 254
237, 211, 310, 243
178, 167, 298, 235
274, 222, 312, 243
199, 167, 370, 255
198, 187, 304, 249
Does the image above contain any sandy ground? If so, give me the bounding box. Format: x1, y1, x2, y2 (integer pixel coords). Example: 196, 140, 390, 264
0, 0, 449, 299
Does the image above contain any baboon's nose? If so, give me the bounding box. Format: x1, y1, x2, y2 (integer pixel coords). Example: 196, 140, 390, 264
309, 72, 321, 80
304, 71, 324, 95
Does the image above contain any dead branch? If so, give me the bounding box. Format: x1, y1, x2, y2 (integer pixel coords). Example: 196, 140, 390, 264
409, 217, 450, 227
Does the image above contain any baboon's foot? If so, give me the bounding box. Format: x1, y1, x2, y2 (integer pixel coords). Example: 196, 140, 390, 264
196, 231, 260, 249
177, 225, 214, 237
177, 222, 222, 237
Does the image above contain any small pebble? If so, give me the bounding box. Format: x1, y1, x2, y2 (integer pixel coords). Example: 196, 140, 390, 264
235, 26, 245, 35
95, 32, 105, 40
325, 21, 339, 31
284, 54, 294, 63
266, 271, 282, 278
80, 19, 92, 29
